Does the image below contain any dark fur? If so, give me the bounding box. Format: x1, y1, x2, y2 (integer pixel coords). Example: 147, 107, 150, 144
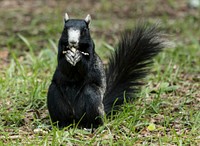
47, 17, 164, 128
104, 25, 164, 114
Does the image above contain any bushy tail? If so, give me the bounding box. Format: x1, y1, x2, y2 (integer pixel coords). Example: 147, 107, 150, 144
103, 24, 165, 114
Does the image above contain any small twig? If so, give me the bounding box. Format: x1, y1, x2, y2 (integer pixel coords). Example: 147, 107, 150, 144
80, 51, 89, 56
62, 51, 67, 54
0, 135, 21, 139
62, 50, 89, 56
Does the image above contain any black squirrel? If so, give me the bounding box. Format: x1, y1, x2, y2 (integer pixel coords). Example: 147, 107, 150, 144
47, 13, 164, 128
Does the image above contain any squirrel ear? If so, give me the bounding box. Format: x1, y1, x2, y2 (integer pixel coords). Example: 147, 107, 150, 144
64, 13, 69, 22
85, 14, 91, 25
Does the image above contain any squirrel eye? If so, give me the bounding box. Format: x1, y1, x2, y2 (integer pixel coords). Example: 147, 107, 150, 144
81, 28, 87, 36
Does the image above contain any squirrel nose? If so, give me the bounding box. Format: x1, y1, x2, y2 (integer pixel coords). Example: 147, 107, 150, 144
69, 41, 78, 45
70, 41, 76, 44
69, 41, 78, 48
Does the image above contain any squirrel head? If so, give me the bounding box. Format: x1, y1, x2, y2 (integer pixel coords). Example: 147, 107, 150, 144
59, 13, 93, 67
61, 13, 92, 50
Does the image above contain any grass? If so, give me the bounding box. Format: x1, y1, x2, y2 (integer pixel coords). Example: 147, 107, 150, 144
0, 0, 200, 145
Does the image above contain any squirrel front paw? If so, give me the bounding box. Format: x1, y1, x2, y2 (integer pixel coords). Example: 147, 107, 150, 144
65, 50, 81, 66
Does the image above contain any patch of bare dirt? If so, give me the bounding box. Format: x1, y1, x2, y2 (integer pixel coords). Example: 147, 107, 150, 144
0, 50, 9, 69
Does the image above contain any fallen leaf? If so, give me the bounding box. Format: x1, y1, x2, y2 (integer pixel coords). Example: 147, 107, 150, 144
147, 123, 156, 131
